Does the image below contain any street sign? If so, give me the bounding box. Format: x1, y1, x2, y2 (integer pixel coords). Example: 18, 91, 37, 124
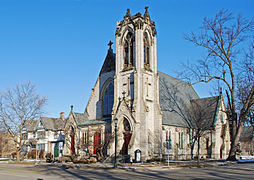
166, 138, 171, 150
166, 138, 171, 167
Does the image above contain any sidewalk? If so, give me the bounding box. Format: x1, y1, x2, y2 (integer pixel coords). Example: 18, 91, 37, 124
2, 158, 252, 170
33, 159, 240, 171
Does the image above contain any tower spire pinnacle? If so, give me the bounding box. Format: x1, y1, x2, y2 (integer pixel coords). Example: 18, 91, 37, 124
124, 8, 131, 19
144, 6, 150, 19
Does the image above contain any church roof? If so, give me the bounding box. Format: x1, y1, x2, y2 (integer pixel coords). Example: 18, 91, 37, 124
72, 111, 106, 126
40, 117, 65, 131
159, 72, 220, 128
99, 48, 115, 75
39, 111, 105, 131
72, 112, 89, 125
159, 71, 199, 127
79, 120, 106, 126
190, 96, 220, 129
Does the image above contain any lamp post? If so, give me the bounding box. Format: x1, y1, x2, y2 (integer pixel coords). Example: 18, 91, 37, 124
114, 118, 118, 168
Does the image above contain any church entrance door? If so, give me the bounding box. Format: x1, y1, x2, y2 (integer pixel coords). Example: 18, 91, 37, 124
122, 132, 132, 155
93, 132, 101, 154
121, 118, 132, 156
71, 135, 75, 154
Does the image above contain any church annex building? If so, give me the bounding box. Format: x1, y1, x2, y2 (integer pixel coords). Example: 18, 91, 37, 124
22, 8, 230, 162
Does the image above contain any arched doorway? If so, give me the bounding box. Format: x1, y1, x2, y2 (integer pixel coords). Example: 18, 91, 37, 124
121, 117, 132, 156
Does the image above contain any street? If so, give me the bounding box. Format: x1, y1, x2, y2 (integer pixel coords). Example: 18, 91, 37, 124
0, 163, 253, 180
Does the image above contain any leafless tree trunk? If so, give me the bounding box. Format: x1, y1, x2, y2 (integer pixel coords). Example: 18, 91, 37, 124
0, 82, 46, 162
191, 100, 213, 166
197, 134, 201, 167
182, 9, 254, 161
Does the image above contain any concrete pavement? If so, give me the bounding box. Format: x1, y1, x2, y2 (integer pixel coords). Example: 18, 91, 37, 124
0, 162, 253, 179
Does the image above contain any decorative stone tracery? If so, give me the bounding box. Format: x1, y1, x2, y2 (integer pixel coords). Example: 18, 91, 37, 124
123, 32, 134, 68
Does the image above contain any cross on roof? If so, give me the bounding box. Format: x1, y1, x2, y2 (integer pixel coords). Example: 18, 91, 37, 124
108, 41, 113, 49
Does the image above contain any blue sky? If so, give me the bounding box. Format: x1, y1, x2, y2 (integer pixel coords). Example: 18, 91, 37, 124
0, 0, 253, 117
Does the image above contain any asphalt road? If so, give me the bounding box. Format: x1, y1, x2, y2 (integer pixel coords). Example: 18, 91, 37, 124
0, 163, 253, 180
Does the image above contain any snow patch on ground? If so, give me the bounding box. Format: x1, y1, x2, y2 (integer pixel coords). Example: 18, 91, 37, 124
240, 156, 254, 160
0, 158, 9, 163
23, 159, 38, 162
165, 160, 193, 163
237, 159, 254, 163
209, 162, 227, 166
0, 158, 9, 160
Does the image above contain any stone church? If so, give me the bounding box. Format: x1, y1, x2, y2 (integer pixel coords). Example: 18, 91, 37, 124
62, 7, 230, 161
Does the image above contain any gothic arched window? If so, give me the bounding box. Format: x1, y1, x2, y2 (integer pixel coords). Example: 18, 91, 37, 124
103, 83, 114, 116
144, 32, 150, 67
124, 32, 134, 68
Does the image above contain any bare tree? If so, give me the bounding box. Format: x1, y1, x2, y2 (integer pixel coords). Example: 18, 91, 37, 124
0, 121, 4, 132
182, 9, 254, 160
237, 42, 254, 127
190, 99, 217, 166
159, 76, 201, 160
248, 111, 254, 128
0, 82, 47, 162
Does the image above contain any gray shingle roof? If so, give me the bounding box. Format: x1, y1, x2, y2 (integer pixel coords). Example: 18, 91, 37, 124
190, 96, 220, 129
159, 72, 220, 129
40, 117, 65, 130
99, 49, 115, 75
24, 120, 38, 132
72, 112, 89, 125
79, 120, 106, 126
159, 72, 199, 127
72, 111, 106, 126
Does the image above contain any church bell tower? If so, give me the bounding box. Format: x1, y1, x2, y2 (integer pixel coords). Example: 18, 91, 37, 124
113, 7, 161, 160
